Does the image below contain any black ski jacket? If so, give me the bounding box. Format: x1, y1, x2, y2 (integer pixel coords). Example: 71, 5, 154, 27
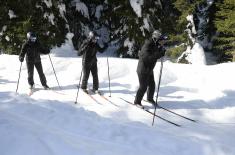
137, 38, 165, 74
78, 38, 105, 66
19, 40, 49, 63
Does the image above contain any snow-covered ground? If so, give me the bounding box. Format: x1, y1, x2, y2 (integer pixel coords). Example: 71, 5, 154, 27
0, 50, 235, 155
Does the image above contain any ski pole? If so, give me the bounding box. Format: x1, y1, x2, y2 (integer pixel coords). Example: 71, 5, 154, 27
48, 54, 61, 89
16, 62, 23, 93
75, 69, 83, 104
107, 57, 111, 97
152, 57, 164, 126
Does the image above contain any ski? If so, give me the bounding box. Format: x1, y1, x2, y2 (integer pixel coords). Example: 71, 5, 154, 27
142, 99, 197, 122
28, 88, 34, 96
157, 105, 196, 122
92, 91, 119, 107
28, 87, 62, 96
28, 87, 39, 96
119, 97, 181, 127
48, 88, 67, 96
82, 90, 102, 105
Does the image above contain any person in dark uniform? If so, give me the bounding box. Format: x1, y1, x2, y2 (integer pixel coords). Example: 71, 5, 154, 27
78, 31, 106, 93
19, 32, 50, 90
134, 30, 167, 106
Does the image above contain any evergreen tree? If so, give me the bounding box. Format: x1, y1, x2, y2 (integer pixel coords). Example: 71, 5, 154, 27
104, 0, 143, 57
104, 0, 177, 58
66, 0, 109, 51
1, 0, 234, 63
0, 0, 67, 55
172, 0, 217, 63
213, 0, 235, 62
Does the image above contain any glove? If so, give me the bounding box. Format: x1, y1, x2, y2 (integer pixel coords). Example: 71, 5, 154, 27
162, 47, 166, 55
77, 50, 82, 56
160, 46, 166, 57
19, 56, 24, 62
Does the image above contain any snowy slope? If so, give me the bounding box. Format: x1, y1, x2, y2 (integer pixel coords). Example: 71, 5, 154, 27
0, 52, 235, 155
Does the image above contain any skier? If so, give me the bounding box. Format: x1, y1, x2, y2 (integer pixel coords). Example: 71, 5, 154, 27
134, 30, 167, 107
19, 32, 50, 90
78, 31, 106, 93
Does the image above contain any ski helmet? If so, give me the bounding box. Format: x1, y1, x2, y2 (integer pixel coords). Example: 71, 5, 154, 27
152, 30, 162, 42
88, 31, 95, 39
27, 32, 37, 42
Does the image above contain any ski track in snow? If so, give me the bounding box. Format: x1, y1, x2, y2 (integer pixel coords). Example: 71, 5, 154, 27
0, 54, 235, 155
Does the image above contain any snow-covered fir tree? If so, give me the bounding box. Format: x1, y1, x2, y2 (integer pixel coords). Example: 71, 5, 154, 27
0, 0, 234, 62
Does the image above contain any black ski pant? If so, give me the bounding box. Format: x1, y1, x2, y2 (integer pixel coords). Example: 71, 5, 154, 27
81, 62, 99, 90
134, 72, 155, 104
26, 61, 47, 86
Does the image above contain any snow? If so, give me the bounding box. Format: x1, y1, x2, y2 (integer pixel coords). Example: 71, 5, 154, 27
140, 17, 150, 36
95, 5, 103, 20
73, 0, 90, 19
43, 0, 52, 8
5, 36, 10, 41
96, 25, 110, 46
129, 0, 143, 17
186, 43, 207, 65
207, 0, 214, 5
124, 38, 135, 56
51, 33, 77, 57
8, 10, 17, 19
143, 17, 150, 31
1, 43, 235, 155
182, 14, 207, 65
44, 13, 55, 25
0, 25, 7, 36
186, 15, 196, 35
58, 3, 68, 22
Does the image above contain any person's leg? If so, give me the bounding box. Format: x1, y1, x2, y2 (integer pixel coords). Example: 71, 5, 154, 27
91, 62, 99, 91
81, 65, 91, 90
134, 73, 149, 105
147, 73, 155, 103
26, 62, 35, 87
35, 61, 47, 87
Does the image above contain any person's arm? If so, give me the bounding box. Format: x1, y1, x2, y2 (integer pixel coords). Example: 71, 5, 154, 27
159, 46, 166, 57
153, 45, 166, 60
19, 43, 27, 62
78, 39, 90, 56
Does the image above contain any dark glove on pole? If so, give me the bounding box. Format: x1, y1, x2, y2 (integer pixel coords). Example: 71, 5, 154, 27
19, 56, 24, 62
